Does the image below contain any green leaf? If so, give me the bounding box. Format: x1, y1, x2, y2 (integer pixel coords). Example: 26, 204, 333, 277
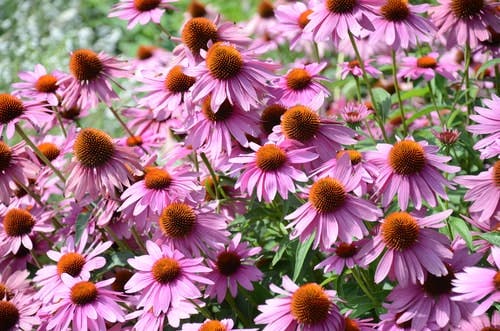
372, 88, 392, 120
475, 58, 500, 78
391, 87, 429, 103
293, 235, 314, 282
272, 239, 290, 267
75, 213, 90, 245
406, 104, 449, 124
479, 232, 500, 247
449, 217, 473, 249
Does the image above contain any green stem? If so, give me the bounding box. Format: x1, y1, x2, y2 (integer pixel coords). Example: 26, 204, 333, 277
463, 43, 472, 122
107, 106, 149, 155
351, 268, 378, 308
14, 180, 43, 206
190, 299, 212, 320
348, 31, 389, 142
226, 293, 252, 327
157, 23, 171, 39
427, 81, 444, 126
30, 251, 42, 268
391, 50, 408, 136
312, 42, 320, 63
131, 226, 146, 252
53, 107, 67, 137
15, 124, 66, 183
354, 76, 362, 102
200, 152, 228, 200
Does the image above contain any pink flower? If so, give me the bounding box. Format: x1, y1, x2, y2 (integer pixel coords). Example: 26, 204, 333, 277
278, 62, 330, 107
125, 240, 212, 314
340, 59, 381, 79
0, 293, 40, 331
33, 230, 112, 304
43, 275, 125, 331
108, 0, 178, 29
431, 0, 500, 48
305, 0, 381, 45
59, 49, 129, 111
65, 128, 142, 200
315, 240, 366, 275
230, 141, 318, 202
452, 246, 500, 316
468, 94, 500, 154
185, 42, 278, 112
338, 102, 373, 125
455, 159, 500, 223
358, 210, 453, 285
398, 52, 458, 81
0, 94, 52, 139
205, 233, 263, 303
275, 1, 315, 49
182, 318, 258, 331
286, 155, 382, 250
127, 300, 200, 330
12, 64, 65, 106
367, 137, 460, 211
0, 270, 32, 299
370, 1, 435, 50
255, 275, 345, 330
155, 201, 229, 255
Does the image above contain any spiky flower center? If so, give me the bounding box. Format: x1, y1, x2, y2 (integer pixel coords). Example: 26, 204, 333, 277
493, 161, 500, 187
256, 144, 287, 171
0, 141, 12, 172
326, 0, 357, 13
69, 49, 103, 82
159, 202, 197, 238
74, 128, 115, 168
291, 283, 331, 325
38, 142, 61, 162
298, 9, 313, 29
348, 60, 360, 68
206, 43, 243, 80
381, 0, 410, 22
261, 104, 287, 134
35, 74, 58, 93
0, 283, 13, 300
70, 281, 98, 305
345, 317, 361, 331
450, 0, 484, 19
381, 212, 419, 250
188, 0, 207, 18
199, 320, 226, 331
136, 45, 155, 60
335, 242, 357, 258
281, 106, 320, 142
494, 271, 500, 291
258, 0, 275, 18
337, 149, 362, 165
0, 301, 19, 330
144, 167, 172, 190
111, 269, 134, 292
202, 97, 233, 121
389, 140, 426, 175
417, 56, 437, 69
60, 106, 81, 119
57, 252, 86, 276
423, 265, 454, 297
481, 327, 500, 331
286, 68, 312, 91
3, 209, 35, 237
126, 135, 143, 147
134, 0, 161, 11
0, 94, 24, 124
181, 18, 218, 55
309, 177, 347, 213
216, 251, 242, 276
165, 65, 196, 93
152, 257, 181, 284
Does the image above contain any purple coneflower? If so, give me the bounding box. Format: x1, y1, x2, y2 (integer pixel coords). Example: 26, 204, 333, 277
230, 141, 318, 202
339, 102, 373, 125
0, 270, 32, 300
43, 274, 125, 331
185, 42, 278, 112
66, 128, 142, 200
33, 230, 112, 304
0, 293, 40, 331
108, 0, 178, 29
358, 210, 453, 285
315, 240, 366, 275
59, 49, 129, 110
205, 233, 263, 303
367, 137, 460, 211
128, 299, 200, 330
398, 52, 457, 81
278, 62, 329, 107
340, 59, 381, 79
431, 0, 500, 48
452, 246, 500, 316
182, 318, 258, 331
286, 155, 382, 250
275, 1, 315, 49
12, 64, 65, 106
255, 275, 345, 330
468, 94, 500, 154
125, 240, 212, 314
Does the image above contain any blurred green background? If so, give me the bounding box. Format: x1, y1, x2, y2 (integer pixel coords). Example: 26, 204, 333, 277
0, 0, 263, 91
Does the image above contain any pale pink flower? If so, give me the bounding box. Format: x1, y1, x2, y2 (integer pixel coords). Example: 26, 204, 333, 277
12, 64, 65, 106
108, 0, 178, 29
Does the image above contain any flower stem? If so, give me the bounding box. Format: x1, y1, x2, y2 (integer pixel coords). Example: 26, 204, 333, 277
354, 76, 362, 102
53, 107, 67, 137
190, 299, 212, 320
427, 81, 444, 126
200, 152, 228, 200
226, 293, 252, 327
15, 124, 66, 183
312, 42, 320, 63
157, 23, 171, 39
463, 43, 472, 122
391, 50, 408, 136
131, 226, 146, 252
351, 267, 378, 308
348, 31, 389, 142
107, 106, 149, 155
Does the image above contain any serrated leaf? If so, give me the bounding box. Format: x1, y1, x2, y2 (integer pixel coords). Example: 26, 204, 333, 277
479, 232, 500, 247
293, 235, 314, 281
449, 217, 473, 249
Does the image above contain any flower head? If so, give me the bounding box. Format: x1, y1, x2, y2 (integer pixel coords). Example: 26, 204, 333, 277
398, 52, 458, 81
12, 64, 65, 106
0, 94, 51, 139
108, 0, 178, 29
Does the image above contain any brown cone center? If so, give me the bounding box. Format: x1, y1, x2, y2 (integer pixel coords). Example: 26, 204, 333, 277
136, 45, 155, 60
144, 167, 172, 190
256, 144, 287, 171
423, 265, 454, 297
0, 141, 12, 172
57, 252, 86, 276
188, 0, 207, 18
199, 320, 226, 331
381, 0, 410, 22
336, 150, 362, 165
389, 140, 426, 175
206, 43, 243, 80
38, 142, 61, 162
216, 251, 242, 276
152, 257, 181, 284
298, 9, 313, 29
202, 97, 233, 121
134, 0, 161, 11
70, 281, 98, 305
165, 65, 196, 93
3, 209, 35, 237
0, 283, 13, 300
291, 283, 331, 325
309, 177, 347, 213
261, 104, 287, 134
493, 161, 500, 187
0, 94, 24, 124
69, 49, 103, 82
326, 0, 357, 13
286, 68, 312, 91
74, 128, 115, 168
345, 317, 361, 331
0, 301, 19, 330
258, 0, 275, 18
35, 74, 58, 93
381, 212, 419, 250
450, 0, 484, 19
126, 135, 143, 147
335, 242, 357, 258
417, 56, 438, 69
111, 269, 134, 292
159, 202, 197, 238
182, 17, 218, 55
493, 271, 500, 291
281, 106, 320, 142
